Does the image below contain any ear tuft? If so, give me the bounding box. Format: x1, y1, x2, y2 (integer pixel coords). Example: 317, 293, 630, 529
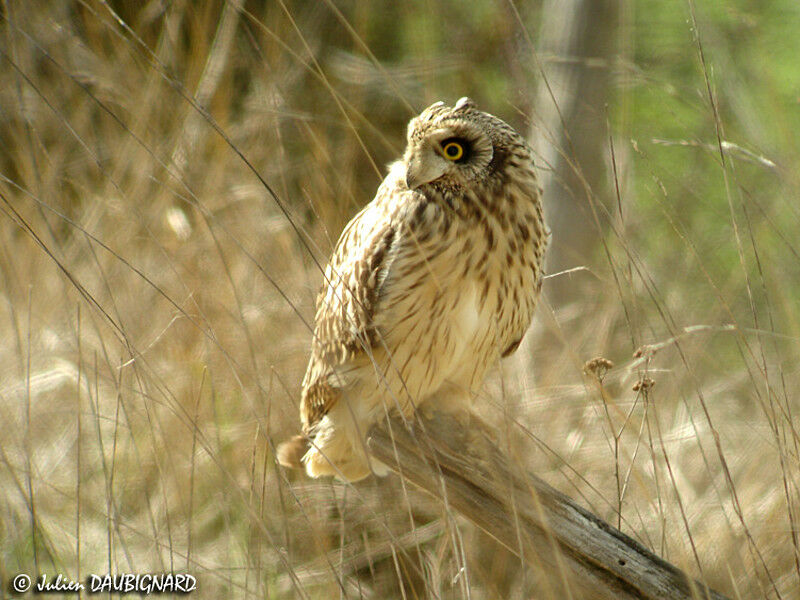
455, 97, 477, 110
420, 100, 445, 114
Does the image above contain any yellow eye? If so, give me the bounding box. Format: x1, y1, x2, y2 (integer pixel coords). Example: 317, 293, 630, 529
442, 141, 464, 161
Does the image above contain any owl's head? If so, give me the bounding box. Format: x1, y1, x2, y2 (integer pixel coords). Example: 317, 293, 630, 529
402, 97, 528, 191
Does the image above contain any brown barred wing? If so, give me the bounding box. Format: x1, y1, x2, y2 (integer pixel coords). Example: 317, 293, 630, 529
299, 201, 399, 432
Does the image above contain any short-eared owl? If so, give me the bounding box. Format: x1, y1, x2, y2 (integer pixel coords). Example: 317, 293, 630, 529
278, 97, 547, 481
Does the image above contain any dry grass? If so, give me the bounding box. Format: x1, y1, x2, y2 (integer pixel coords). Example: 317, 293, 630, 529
1, 1, 799, 598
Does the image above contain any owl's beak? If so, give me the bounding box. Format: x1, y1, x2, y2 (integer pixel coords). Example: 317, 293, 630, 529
405, 166, 421, 190
405, 155, 443, 190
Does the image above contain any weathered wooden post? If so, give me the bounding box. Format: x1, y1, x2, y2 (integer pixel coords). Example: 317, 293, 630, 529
368, 411, 728, 600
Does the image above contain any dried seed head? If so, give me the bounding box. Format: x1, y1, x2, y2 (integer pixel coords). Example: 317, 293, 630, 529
632, 377, 655, 393
584, 357, 614, 381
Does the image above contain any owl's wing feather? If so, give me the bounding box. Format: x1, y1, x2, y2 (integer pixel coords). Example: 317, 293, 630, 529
300, 185, 413, 431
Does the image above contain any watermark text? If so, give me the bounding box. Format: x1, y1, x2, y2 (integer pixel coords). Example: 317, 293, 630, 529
9, 573, 196, 595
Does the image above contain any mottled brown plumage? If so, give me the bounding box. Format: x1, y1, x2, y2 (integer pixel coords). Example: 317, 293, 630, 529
277, 98, 548, 481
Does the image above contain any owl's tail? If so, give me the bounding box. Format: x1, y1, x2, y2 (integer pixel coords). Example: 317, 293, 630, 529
276, 435, 310, 470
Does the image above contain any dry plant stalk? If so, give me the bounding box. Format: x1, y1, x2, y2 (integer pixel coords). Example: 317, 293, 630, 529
368, 411, 729, 600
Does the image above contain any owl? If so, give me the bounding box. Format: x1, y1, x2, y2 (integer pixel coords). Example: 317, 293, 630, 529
278, 97, 547, 481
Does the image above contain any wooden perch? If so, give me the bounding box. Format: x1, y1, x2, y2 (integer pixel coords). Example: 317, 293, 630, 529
367, 411, 729, 600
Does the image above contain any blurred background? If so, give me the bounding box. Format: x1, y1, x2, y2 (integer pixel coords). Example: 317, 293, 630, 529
0, 0, 798, 597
